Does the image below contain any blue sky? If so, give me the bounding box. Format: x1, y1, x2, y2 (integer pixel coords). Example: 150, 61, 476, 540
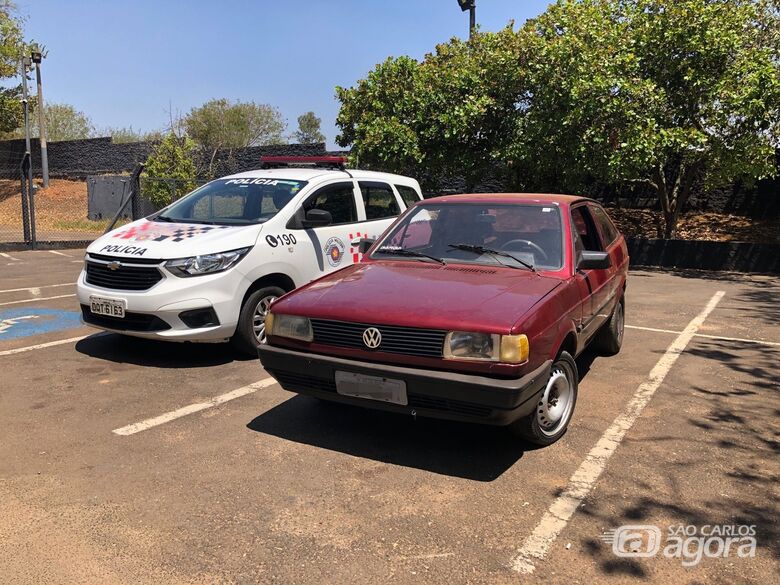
15, 0, 551, 148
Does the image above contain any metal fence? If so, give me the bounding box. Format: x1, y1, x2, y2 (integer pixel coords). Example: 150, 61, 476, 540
0, 166, 212, 250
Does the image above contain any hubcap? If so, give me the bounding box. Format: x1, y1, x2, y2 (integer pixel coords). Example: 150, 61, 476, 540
536, 366, 574, 437
252, 295, 277, 344
616, 302, 624, 345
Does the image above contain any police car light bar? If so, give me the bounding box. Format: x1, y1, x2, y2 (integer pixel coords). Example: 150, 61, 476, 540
260, 156, 347, 170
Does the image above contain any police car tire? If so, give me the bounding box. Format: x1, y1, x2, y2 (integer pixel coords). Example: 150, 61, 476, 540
232, 286, 286, 355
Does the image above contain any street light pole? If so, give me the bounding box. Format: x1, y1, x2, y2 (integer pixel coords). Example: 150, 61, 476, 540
19, 57, 34, 243
31, 49, 49, 188
456, 0, 476, 39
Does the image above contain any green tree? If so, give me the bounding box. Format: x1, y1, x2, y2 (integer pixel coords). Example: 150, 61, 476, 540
103, 125, 163, 144
0, 2, 28, 135
183, 99, 287, 171
293, 111, 325, 144
336, 25, 524, 190
27, 102, 93, 141
515, 0, 780, 238
143, 133, 198, 208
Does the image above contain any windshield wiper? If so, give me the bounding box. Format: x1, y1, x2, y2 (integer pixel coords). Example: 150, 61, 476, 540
153, 214, 175, 222
448, 243, 536, 272
374, 247, 446, 265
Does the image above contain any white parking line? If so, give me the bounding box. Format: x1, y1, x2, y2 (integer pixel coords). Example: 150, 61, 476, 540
626, 324, 780, 347
112, 377, 278, 436
511, 291, 725, 574
0, 335, 90, 356
0, 282, 76, 294
0, 252, 20, 261
0, 293, 76, 307
48, 250, 71, 257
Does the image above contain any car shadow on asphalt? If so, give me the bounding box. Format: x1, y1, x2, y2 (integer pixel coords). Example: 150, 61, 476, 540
246, 395, 545, 482
75, 333, 254, 367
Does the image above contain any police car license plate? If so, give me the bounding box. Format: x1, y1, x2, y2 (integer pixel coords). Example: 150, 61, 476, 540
90, 296, 126, 318
335, 371, 408, 405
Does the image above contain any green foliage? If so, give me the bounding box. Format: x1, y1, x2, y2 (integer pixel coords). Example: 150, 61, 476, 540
516, 0, 780, 237
33, 102, 93, 141
336, 25, 524, 190
183, 98, 287, 152
336, 1, 779, 237
104, 125, 163, 144
0, 3, 27, 134
143, 133, 198, 208
293, 111, 325, 144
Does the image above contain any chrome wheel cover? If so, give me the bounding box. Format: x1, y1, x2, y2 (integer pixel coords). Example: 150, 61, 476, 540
252, 295, 277, 344
536, 365, 574, 437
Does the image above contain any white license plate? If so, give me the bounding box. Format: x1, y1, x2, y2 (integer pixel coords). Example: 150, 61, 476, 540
89, 296, 126, 318
335, 371, 408, 405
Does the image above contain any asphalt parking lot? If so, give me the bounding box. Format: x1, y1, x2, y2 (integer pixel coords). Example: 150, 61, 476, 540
1, 248, 778, 584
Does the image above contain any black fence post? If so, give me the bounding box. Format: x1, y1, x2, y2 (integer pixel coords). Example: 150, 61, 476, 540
19, 153, 31, 244
104, 163, 145, 234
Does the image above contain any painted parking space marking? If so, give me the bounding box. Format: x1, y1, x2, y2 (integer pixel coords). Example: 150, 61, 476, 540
511, 291, 725, 575
0, 335, 90, 357
626, 324, 780, 347
48, 250, 71, 257
0, 293, 76, 307
0, 282, 75, 295
113, 377, 278, 436
0, 308, 83, 340
0, 252, 20, 261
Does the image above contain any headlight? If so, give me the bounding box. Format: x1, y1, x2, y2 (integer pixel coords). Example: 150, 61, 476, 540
443, 331, 529, 363
165, 247, 251, 277
265, 312, 313, 342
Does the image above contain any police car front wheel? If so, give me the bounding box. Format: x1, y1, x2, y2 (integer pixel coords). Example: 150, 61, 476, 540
232, 286, 285, 354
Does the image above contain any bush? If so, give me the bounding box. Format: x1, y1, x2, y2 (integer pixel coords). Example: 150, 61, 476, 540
143, 133, 198, 208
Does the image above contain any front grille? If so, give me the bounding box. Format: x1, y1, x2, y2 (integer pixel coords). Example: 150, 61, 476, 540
408, 394, 491, 418
273, 370, 337, 394
310, 319, 446, 358
80, 305, 171, 332
85, 258, 163, 291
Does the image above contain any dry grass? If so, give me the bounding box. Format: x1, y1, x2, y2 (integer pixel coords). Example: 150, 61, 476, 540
608, 208, 780, 244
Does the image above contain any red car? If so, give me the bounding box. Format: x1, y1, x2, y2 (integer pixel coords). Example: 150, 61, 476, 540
258, 194, 628, 445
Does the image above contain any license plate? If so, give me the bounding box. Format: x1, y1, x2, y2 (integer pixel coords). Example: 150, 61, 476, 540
335, 371, 408, 405
89, 296, 126, 318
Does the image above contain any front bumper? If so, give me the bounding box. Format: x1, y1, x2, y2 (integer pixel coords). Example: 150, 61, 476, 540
76, 265, 247, 342
258, 344, 552, 426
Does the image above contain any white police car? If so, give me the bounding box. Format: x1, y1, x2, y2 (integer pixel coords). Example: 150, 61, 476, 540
77, 157, 423, 353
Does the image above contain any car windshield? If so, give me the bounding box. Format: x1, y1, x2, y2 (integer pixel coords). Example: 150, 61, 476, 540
372, 202, 564, 270
154, 178, 307, 226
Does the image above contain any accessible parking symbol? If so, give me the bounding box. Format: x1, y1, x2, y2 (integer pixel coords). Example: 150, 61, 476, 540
0, 308, 82, 340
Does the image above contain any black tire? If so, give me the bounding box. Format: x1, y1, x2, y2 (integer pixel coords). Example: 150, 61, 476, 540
231, 286, 286, 356
593, 296, 625, 356
510, 351, 578, 446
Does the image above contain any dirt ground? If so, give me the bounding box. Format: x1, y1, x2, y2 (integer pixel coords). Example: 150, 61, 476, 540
0, 250, 778, 584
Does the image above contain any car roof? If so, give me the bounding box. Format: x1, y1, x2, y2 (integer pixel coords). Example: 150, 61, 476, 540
422, 193, 592, 206
221, 168, 418, 183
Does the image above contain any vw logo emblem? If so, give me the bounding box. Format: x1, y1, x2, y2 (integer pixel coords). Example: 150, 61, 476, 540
362, 327, 382, 349
106, 261, 122, 271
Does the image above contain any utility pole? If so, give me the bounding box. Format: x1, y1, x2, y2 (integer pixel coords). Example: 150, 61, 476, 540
457, 0, 476, 39
19, 57, 36, 245
31, 48, 49, 188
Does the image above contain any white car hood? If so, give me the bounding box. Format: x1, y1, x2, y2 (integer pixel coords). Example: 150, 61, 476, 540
87, 218, 260, 259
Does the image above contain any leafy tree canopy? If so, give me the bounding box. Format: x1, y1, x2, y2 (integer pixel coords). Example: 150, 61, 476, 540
336, 0, 780, 237
103, 125, 163, 144
0, 2, 28, 135
293, 111, 325, 144
183, 98, 287, 152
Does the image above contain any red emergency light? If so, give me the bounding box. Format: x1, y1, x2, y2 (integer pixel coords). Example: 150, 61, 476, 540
260, 156, 347, 170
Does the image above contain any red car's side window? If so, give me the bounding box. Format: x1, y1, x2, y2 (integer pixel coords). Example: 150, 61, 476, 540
570, 206, 604, 252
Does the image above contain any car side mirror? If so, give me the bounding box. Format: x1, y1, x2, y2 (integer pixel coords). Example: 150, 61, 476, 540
355, 238, 375, 254
301, 209, 332, 228
578, 251, 611, 270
